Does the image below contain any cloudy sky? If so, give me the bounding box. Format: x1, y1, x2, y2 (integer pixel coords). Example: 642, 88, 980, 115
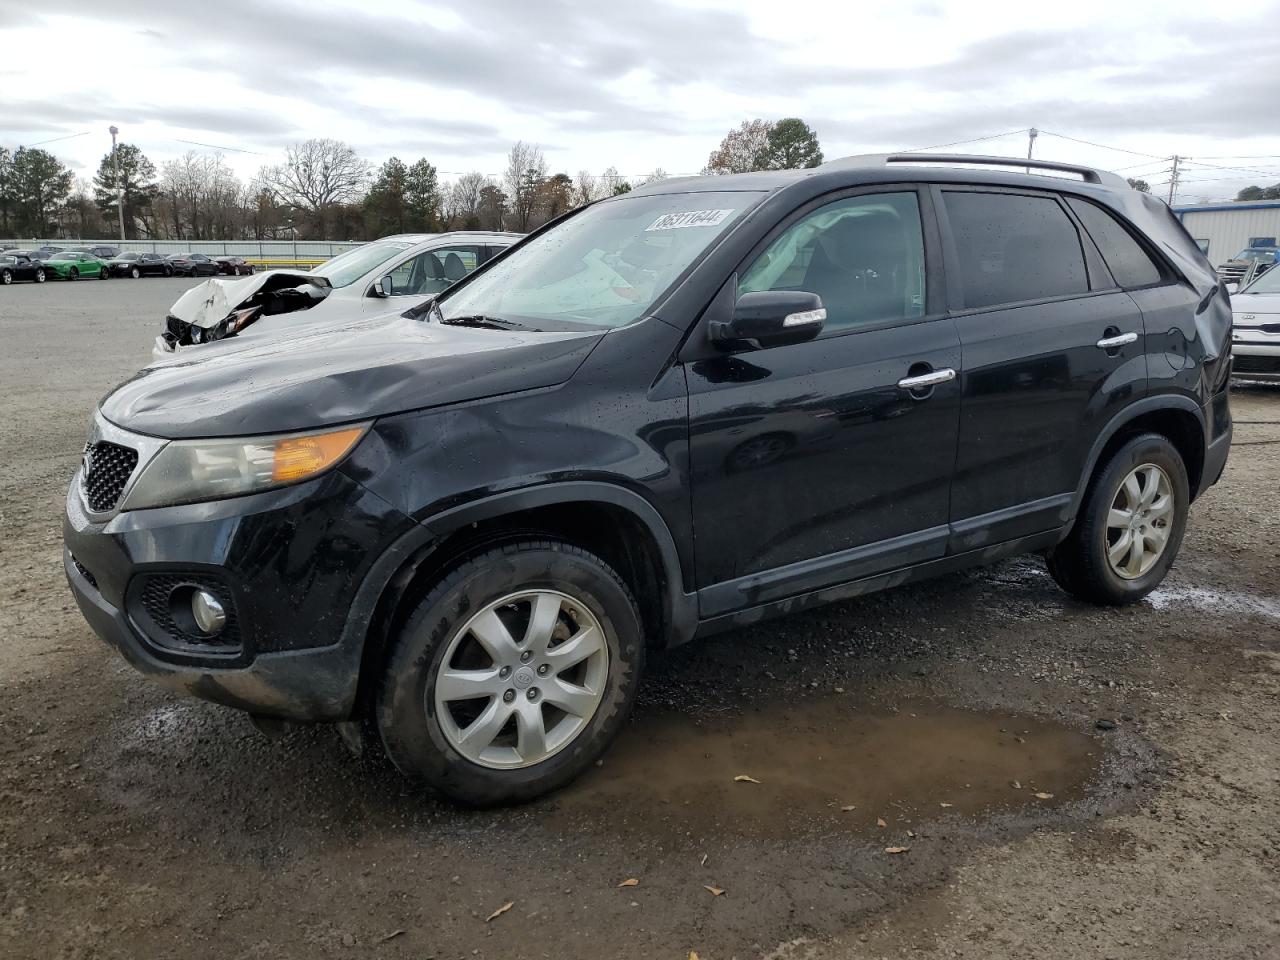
4, 0, 1280, 203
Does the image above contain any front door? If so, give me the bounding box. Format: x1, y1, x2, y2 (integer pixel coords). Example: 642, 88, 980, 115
686, 189, 962, 616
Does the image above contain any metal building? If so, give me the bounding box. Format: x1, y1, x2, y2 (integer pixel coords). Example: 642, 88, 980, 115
1171, 200, 1280, 263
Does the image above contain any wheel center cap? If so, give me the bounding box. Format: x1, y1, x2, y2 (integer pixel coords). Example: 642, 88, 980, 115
512, 666, 536, 689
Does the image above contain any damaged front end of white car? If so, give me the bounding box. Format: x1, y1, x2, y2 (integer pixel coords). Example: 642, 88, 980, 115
154, 272, 332, 358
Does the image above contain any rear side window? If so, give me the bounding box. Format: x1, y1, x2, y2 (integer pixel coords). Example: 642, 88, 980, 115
1066, 198, 1163, 288
942, 191, 1088, 309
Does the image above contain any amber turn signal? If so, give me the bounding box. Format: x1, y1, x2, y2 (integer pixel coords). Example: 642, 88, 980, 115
271, 426, 367, 483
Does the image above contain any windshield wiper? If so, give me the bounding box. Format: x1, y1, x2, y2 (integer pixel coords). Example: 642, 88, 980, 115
440, 314, 536, 331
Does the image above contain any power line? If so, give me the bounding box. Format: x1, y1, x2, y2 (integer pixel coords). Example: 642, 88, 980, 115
169, 137, 265, 155
22, 131, 90, 147
1037, 130, 1167, 161
899, 128, 1029, 154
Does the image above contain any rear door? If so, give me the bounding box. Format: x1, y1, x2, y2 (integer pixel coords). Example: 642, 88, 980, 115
937, 187, 1146, 549
686, 187, 963, 615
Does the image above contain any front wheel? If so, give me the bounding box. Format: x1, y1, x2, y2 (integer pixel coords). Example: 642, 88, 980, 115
130, 266, 141, 279
1, 269, 10, 285
34, 269, 45, 283
164, 266, 173, 277
1047, 433, 1189, 605
376, 540, 645, 806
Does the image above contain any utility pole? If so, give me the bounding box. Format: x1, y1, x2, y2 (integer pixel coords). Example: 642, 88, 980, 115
1026, 127, 1038, 174
109, 126, 125, 242
1167, 155, 1181, 205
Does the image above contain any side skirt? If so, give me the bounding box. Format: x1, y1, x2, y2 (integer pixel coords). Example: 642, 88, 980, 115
690, 527, 1065, 641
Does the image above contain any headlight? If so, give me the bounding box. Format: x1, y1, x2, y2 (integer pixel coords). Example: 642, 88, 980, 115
120, 423, 369, 511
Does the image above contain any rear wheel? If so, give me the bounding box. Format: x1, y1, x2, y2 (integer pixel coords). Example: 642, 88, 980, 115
68, 267, 78, 280
376, 540, 645, 806
164, 266, 173, 277
1047, 433, 1189, 605
1, 269, 11, 285
99, 265, 108, 279
34, 269, 45, 283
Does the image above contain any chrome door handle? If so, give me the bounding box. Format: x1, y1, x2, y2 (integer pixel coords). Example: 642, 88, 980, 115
897, 368, 956, 390
1096, 332, 1138, 350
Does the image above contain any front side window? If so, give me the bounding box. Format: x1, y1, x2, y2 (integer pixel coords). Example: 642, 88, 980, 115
943, 191, 1089, 309
1066, 198, 1164, 289
439, 191, 760, 330
386, 246, 482, 297
740, 192, 926, 332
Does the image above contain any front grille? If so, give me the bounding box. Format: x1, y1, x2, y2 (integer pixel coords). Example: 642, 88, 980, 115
134, 573, 242, 653
71, 555, 97, 589
83, 441, 138, 512
1233, 355, 1280, 375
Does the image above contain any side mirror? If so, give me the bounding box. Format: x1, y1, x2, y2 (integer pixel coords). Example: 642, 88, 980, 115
1224, 282, 1239, 296
709, 290, 825, 347
370, 275, 394, 298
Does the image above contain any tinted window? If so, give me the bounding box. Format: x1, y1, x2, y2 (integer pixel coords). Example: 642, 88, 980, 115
942, 192, 1088, 309
387, 246, 482, 297
1066, 198, 1163, 288
740, 192, 926, 332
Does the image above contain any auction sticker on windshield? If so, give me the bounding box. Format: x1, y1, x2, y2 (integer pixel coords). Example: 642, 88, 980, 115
645, 209, 735, 231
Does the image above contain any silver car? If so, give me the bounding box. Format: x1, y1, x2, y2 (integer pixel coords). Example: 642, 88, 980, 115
153, 231, 521, 359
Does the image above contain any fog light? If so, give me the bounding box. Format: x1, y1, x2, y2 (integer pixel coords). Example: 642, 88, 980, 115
191, 590, 226, 635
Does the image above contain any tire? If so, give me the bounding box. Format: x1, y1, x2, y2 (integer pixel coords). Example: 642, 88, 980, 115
376, 539, 645, 806
1, 269, 10, 285
69, 267, 78, 280
34, 269, 45, 283
164, 266, 173, 277
1047, 433, 1189, 605
130, 266, 141, 279
99, 266, 108, 279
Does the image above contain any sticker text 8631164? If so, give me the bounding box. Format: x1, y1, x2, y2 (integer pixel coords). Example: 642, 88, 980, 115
645, 209, 735, 231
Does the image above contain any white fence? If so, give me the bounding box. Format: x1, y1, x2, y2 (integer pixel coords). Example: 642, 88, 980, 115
0, 238, 364, 258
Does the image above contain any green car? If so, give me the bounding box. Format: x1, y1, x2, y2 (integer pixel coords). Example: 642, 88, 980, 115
44, 251, 110, 281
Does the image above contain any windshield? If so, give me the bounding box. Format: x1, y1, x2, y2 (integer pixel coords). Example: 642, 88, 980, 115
311, 241, 415, 288
1233, 249, 1277, 262
1241, 264, 1280, 295
438, 191, 760, 329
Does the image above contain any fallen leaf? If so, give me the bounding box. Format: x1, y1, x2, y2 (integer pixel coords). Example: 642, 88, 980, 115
485, 901, 514, 922
704, 885, 725, 896
1011, 780, 1022, 790
617, 878, 639, 888
377, 930, 405, 943
876, 818, 887, 828
734, 775, 761, 784
885, 846, 910, 855
840, 805, 856, 812
939, 802, 953, 808
907, 830, 916, 838
1033, 792, 1054, 800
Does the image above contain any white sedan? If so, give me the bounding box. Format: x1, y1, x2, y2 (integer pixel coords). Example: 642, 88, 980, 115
1231, 266, 1280, 382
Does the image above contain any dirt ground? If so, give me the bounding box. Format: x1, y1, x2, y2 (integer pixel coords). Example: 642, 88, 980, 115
1, 280, 1278, 960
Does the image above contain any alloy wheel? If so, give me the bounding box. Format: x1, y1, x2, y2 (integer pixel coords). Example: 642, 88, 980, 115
432, 590, 609, 770
1105, 463, 1173, 580
1, 270, 10, 285
131, 267, 141, 279
35, 269, 45, 283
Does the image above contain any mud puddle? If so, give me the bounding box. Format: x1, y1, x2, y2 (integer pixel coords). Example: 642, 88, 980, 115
551, 698, 1103, 842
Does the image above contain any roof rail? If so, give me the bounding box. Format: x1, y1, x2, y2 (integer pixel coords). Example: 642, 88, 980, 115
824, 153, 1128, 190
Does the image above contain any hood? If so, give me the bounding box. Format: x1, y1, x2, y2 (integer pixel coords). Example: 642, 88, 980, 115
101, 312, 604, 439
1232, 291, 1280, 318
170, 270, 331, 329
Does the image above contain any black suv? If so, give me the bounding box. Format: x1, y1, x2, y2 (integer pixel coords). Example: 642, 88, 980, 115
64, 155, 1232, 805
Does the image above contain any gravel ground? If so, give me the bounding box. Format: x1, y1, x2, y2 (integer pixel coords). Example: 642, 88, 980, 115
1, 279, 1278, 959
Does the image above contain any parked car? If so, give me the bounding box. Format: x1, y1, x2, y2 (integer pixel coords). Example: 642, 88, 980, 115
35, 245, 64, 257
64, 154, 1231, 805
1217, 246, 1277, 287
213, 255, 255, 276
0, 252, 49, 284
152, 232, 520, 357
4, 248, 54, 262
107, 252, 174, 278
43, 251, 109, 280
165, 252, 220, 276
67, 244, 121, 260
1229, 263, 1280, 381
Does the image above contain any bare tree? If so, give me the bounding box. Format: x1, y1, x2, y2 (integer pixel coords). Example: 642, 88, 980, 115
445, 172, 490, 229
635, 168, 669, 187
504, 141, 547, 232
259, 138, 369, 238
574, 169, 599, 206
703, 119, 774, 175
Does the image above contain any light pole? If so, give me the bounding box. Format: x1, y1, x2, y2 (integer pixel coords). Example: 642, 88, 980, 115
1026, 127, 1038, 174
109, 126, 125, 242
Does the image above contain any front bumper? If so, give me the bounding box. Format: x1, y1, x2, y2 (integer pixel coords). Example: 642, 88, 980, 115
63, 457, 418, 721
1231, 338, 1280, 382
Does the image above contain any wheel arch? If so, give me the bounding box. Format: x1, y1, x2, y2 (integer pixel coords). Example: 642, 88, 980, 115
1072, 396, 1207, 518
351, 482, 697, 717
